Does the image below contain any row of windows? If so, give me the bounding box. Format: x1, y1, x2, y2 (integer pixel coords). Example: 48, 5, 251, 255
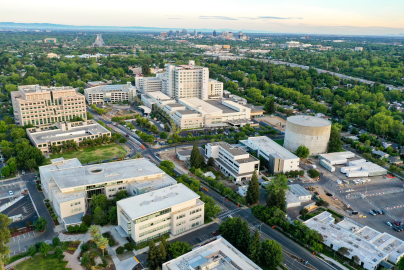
190, 215, 202, 221
70, 201, 81, 207
136, 229, 170, 244
139, 217, 171, 230
176, 221, 186, 226
135, 208, 171, 224
176, 214, 186, 220
190, 208, 202, 215
71, 207, 82, 213
139, 223, 171, 237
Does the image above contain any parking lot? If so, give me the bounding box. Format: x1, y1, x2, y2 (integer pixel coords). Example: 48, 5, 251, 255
1, 194, 39, 229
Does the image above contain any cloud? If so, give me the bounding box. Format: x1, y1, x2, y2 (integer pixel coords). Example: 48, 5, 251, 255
240, 16, 303, 20
199, 16, 238, 20
167, 18, 182, 19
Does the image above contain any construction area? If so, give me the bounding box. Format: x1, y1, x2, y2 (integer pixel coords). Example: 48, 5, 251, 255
257, 115, 286, 132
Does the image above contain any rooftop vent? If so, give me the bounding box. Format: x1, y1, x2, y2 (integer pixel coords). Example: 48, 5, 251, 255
89, 167, 104, 174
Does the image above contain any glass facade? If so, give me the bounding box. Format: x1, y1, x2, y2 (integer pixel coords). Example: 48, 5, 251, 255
135, 208, 171, 224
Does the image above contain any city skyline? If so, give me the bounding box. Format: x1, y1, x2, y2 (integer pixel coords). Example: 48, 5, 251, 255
1, 0, 404, 35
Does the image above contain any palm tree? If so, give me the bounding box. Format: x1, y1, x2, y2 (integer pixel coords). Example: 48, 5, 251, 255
97, 236, 109, 256
93, 233, 102, 244
89, 225, 99, 236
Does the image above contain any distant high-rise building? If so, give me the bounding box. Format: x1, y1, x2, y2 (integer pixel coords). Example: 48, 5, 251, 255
182, 29, 187, 35
93, 34, 106, 46
227, 32, 233, 38
194, 30, 197, 36
168, 30, 173, 36
160, 32, 168, 38
175, 30, 180, 36
213, 30, 217, 37
221, 31, 227, 37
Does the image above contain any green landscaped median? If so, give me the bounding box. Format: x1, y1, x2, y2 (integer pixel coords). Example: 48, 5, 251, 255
14, 255, 71, 270
45, 144, 126, 165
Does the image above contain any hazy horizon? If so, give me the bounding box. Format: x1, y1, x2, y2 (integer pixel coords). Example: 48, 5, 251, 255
1, 0, 404, 35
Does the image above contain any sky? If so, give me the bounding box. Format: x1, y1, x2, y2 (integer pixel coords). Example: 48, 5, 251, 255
1, 0, 404, 35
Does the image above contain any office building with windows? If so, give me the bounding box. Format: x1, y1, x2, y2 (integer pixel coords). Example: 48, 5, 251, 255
208, 79, 223, 99
117, 183, 204, 244
84, 82, 136, 105
135, 76, 163, 94
40, 158, 177, 229
205, 142, 259, 183
240, 136, 300, 174
11, 85, 87, 126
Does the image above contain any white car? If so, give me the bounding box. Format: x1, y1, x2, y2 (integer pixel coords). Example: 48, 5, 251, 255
8, 191, 14, 196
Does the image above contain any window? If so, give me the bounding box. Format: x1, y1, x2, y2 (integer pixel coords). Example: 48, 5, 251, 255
176, 214, 186, 220
190, 221, 200, 228
190, 215, 201, 221
135, 208, 171, 224
176, 228, 186, 234
176, 221, 185, 226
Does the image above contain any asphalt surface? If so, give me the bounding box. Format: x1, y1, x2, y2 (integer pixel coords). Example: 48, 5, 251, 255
1, 195, 38, 229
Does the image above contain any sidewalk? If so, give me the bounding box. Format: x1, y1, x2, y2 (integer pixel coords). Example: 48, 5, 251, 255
320, 254, 351, 270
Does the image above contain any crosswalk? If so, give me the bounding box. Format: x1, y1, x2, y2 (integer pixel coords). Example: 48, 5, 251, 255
217, 208, 243, 219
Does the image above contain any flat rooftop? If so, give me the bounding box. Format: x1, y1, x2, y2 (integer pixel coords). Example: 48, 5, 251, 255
288, 184, 311, 198
166, 103, 186, 108
319, 151, 355, 161
163, 236, 262, 270
147, 91, 173, 101
18, 85, 74, 93
243, 136, 299, 160
205, 100, 238, 114
43, 158, 169, 190
118, 183, 201, 220
28, 123, 110, 145
180, 98, 222, 115
360, 162, 388, 174
287, 115, 331, 127
176, 110, 200, 115
85, 84, 134, 93
209, 142, 247, 157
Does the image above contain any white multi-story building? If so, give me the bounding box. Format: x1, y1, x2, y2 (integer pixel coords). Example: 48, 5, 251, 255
84, 82, 136, 105
240, 136, 300, 174
141, 91, 176, 110
40, 158, 177, 229
11, 85, 87, 126
163, 60, 209, 100
205, 142, 259, 183
285, 41, 300, 48
117, 183, 204, 244
135, 76, 163, 94
162, 236, 262, 270
208, 79, 223, 99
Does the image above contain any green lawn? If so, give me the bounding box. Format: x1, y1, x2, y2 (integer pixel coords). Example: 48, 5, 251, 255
273, 139, 284, 146
45, 144, 126, 165
15, 255, 71, 270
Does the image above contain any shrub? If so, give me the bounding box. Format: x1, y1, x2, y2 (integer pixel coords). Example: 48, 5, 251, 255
308, 169, 320, 178
80, 243, 88, 252
124, 242, 135, 251
116, 246, 124, 254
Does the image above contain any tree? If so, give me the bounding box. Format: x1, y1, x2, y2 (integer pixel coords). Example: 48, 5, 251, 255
207, 157, 215, 167
89, 225, 99, 236
158, 239, 168, 265
337, 246, 350, 258
160, 132, 167, 139
150, 125, 158, 134
168, 241, 191, 259
93, 233, 102, 244
236, 220, 251, 254
296, 145, 310, 158
248, 230, 261, 263
299, 208, 309, 219
328, 125, 343, 153
190, 142, 202, 168
27, 245, 37, 258
52, 236, 61, 247
142, 64, 151, 76
108, 206, 117, 224
0, 214, 12, 269
40, 242, 51, 257
308, 169, 320, 178
34, 217, 47, 232
246, 170, 260, 205
260, 240, 283, 268
119, 137, 127, 144
164, 123, 170, 132
54, 246, 63, 261
1, 166, 10, 177
312, 242, 323, 254
97, 237, 109, 256
264, 99, 275, 114
82, 214, 93, 226
113, 190, 129, 203
146, 241, 159, 270
94, 207, 106, 225
81, 253, 89, 267
91, 194, 108, 210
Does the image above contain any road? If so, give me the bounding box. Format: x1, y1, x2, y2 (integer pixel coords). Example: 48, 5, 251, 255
199, 183, 338, 270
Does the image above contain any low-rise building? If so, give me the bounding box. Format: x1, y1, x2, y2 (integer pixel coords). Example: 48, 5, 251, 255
85, 81, 106, 88
11, 84, 87, 126
319, 151, 355, 172
40, 158, 178, 228
84, 82, 136, 105
205, 142, 259, 183
117, 183, 204, 244
141, 91, 176, 110
305, 212, 404, 270
162, 236, 262, 270
288, 184, 312, 202
27, 121, 111, 154
240, 136, 300, 174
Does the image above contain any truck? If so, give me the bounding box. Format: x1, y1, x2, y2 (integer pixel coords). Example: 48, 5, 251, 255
160, 124, 165, 129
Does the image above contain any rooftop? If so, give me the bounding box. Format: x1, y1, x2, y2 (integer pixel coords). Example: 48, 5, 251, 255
162, 236, 262, 270
147, 91, 174, 101
288, 184, 311, 198
204, 100, 238, 114
242, 136, 299, 160
179, 98, 222, 115
117, 183, 201, 220
42, 158, 169, 191
28, 123, 110, 145
18, 85, 75, 93
318, 151, 355, 163
85, 83, 135, 94
166, 103, 186, 108
287, 115, 331, 128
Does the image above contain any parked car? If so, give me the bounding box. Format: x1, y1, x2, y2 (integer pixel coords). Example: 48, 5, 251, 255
386, 222, 392, 227
369, 211, 376, 216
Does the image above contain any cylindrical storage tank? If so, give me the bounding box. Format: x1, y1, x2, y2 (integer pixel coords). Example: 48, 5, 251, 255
284, 116, 331, 156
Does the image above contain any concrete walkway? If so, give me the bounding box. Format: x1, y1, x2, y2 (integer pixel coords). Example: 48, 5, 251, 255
320, 254, 351, 270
